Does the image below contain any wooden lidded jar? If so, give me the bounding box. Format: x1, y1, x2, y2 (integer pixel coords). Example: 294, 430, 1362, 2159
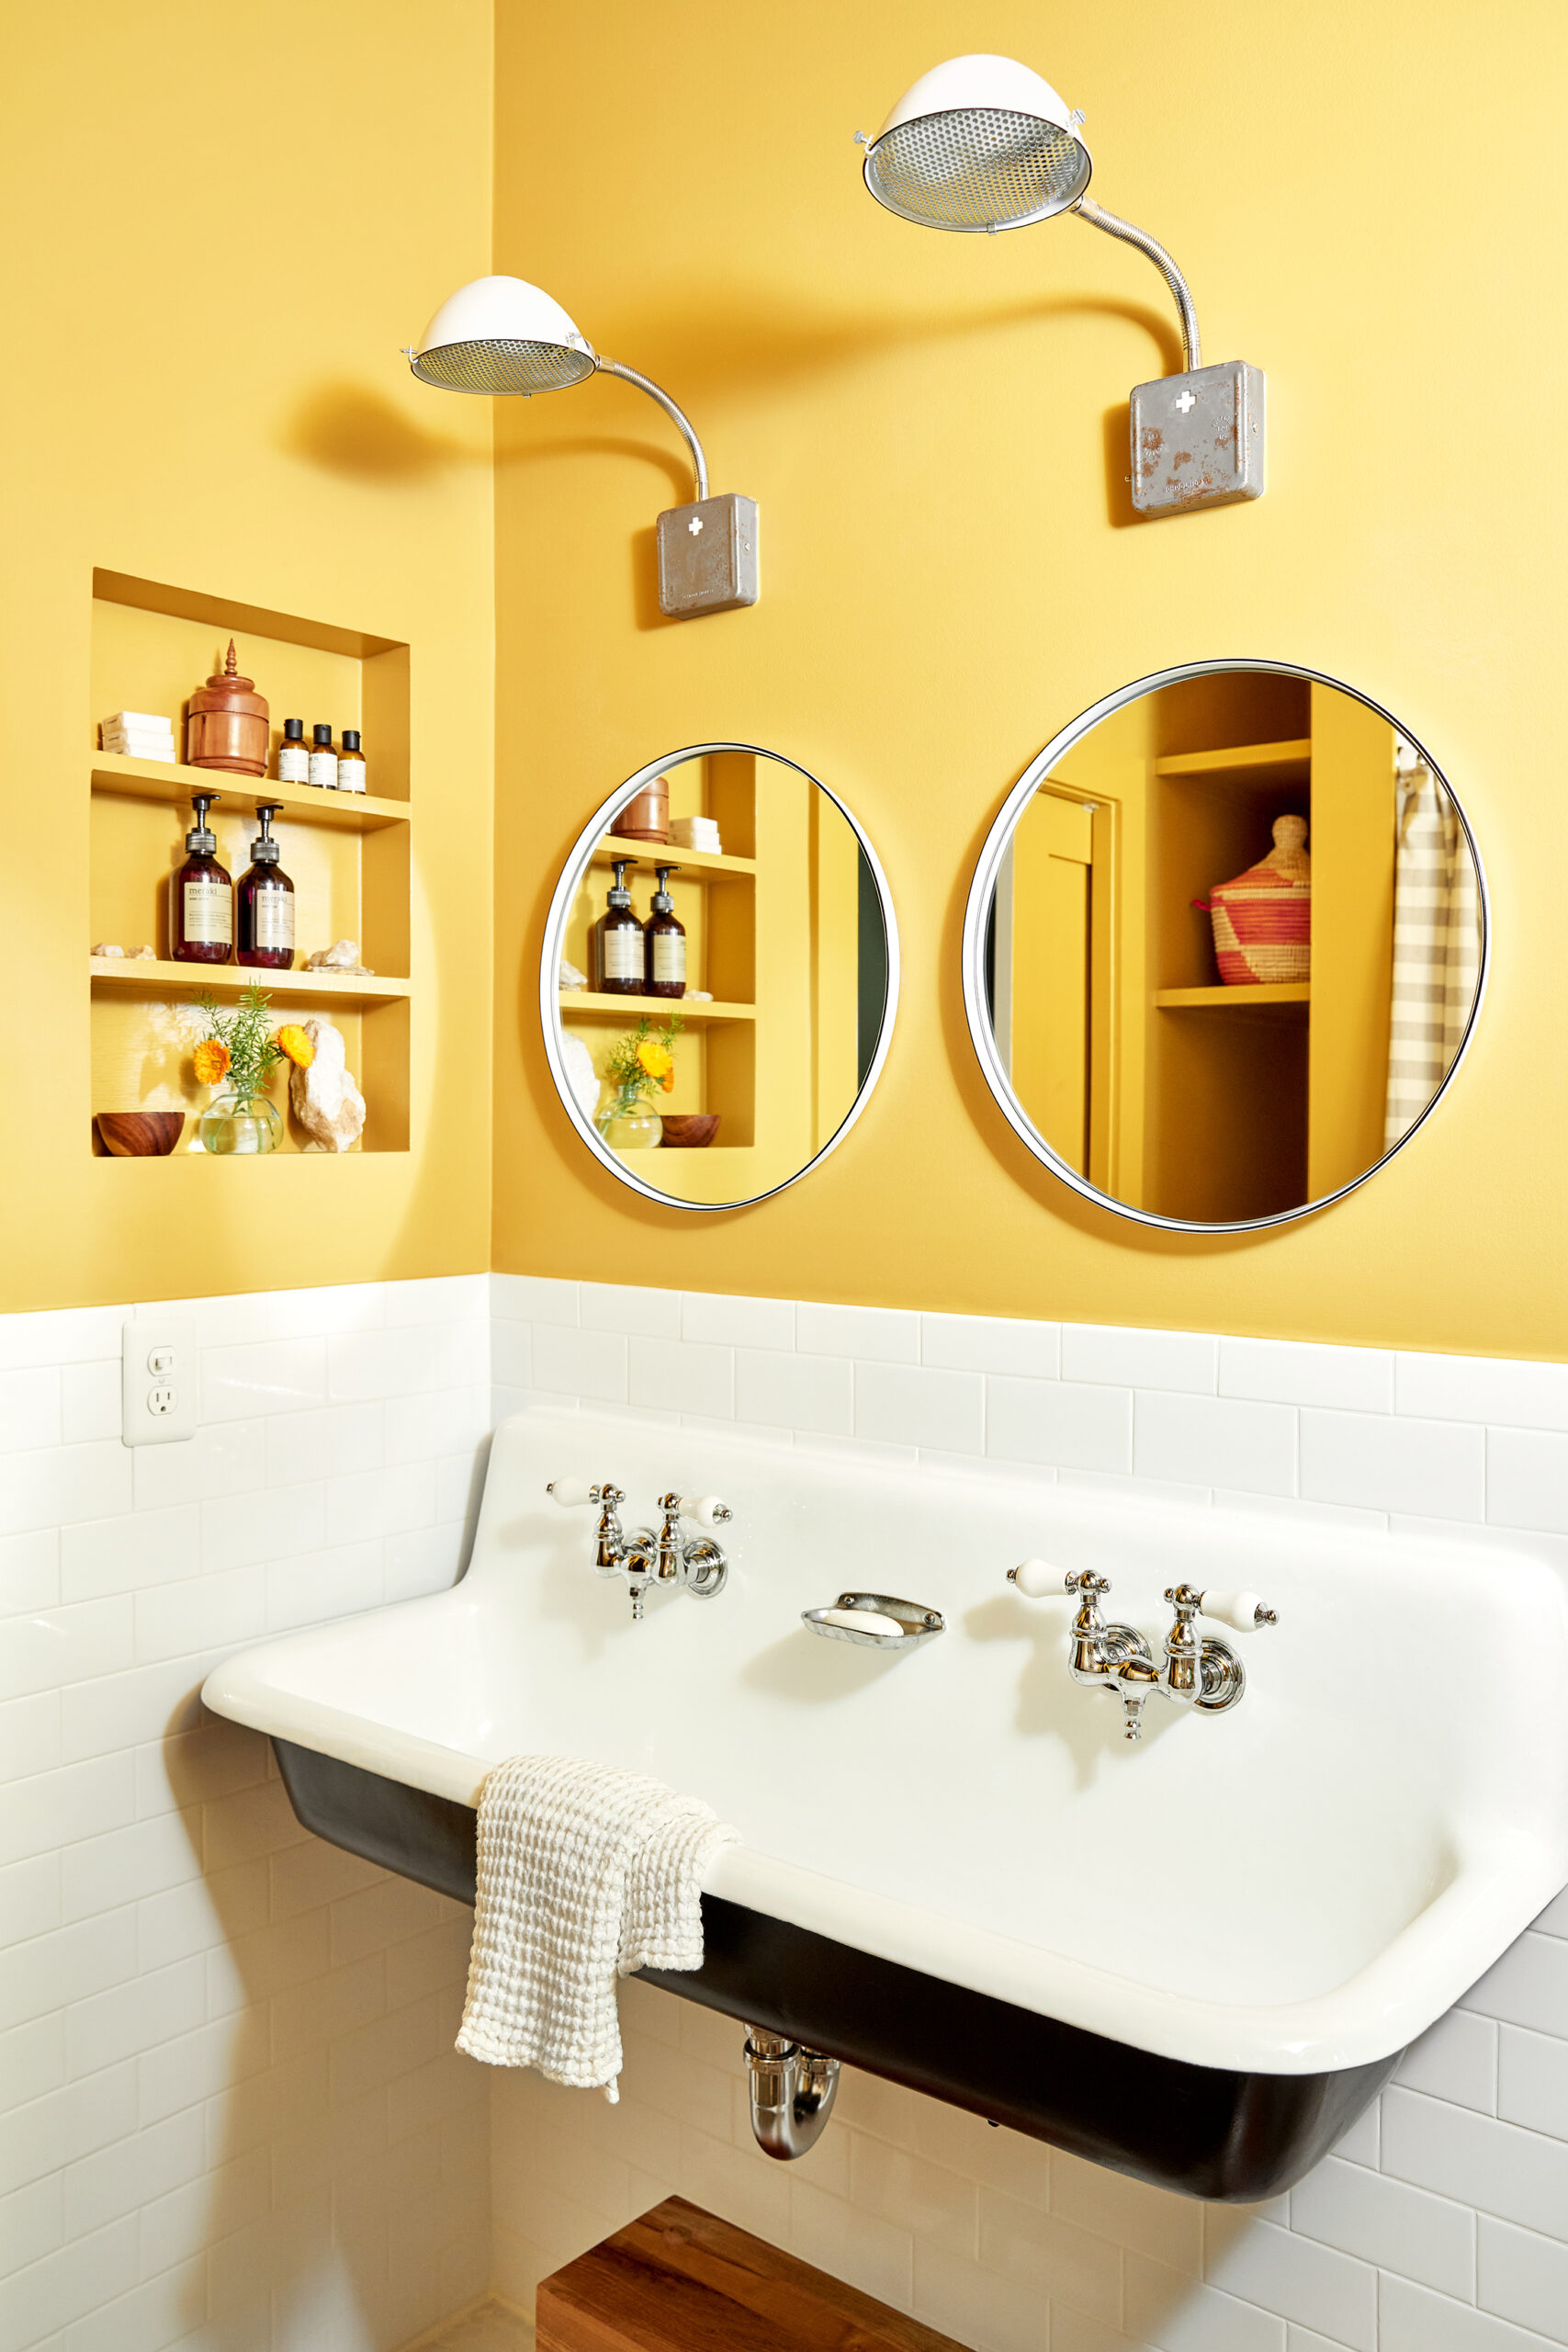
611, 773, 670, 842
186, 639, 269, 776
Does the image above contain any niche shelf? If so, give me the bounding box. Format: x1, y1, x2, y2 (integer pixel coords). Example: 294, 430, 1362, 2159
87, 571, 412, 1156
1154, 982, 1310, 1010
92, 752, 411, 834
559, 991, 755, 1023
90, 957, 411, 1008
587, 835, 756, 881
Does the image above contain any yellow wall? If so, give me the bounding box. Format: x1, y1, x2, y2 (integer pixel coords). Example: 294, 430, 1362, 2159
491, 0, 1568, 1359
0, 0, 495, 1311
6, 0, 1564, 1356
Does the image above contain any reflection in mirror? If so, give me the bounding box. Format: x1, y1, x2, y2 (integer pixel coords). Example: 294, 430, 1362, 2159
542, 747, 896, 1209
971, 666, 1484, 1230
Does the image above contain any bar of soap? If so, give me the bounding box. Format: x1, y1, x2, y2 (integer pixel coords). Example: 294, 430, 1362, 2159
820, 1608, 905, 1639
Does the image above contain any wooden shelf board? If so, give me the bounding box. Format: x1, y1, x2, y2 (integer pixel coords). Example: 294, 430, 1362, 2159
1153, 739, 1313, 778
1156, 983, 1310, 1008
590, 835, 756, 878
92, 753, 410, 831
560, 991, 756, 1023
90, 956, 410, 1006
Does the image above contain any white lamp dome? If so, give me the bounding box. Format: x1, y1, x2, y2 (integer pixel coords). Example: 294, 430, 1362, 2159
408, 274, 597, 394
863, 53, 1092, 232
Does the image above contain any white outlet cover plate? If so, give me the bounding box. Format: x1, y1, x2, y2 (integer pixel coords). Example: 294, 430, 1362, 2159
121, 1315, 197, 1446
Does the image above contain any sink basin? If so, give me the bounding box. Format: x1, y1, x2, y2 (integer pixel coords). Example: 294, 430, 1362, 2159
203, 1403, 1568, 2199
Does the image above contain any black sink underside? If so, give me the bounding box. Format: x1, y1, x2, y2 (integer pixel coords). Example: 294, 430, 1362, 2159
272, 1736, 1398, 2201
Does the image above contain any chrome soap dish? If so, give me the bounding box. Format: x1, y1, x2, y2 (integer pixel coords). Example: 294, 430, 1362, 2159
803, 1592, 944, 1650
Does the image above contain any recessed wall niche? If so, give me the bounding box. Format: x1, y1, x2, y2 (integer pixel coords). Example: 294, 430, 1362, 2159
88, 570, 412, 1154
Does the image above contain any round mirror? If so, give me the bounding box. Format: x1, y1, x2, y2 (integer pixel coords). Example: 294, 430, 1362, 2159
541, 744, 897, 1210
964, 662, 1487, 1232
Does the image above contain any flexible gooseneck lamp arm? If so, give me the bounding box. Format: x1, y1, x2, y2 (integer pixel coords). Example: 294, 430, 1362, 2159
594, 358, 709, 501
1074, 198, 1201, 372
860, 55, 1260, 513
405, 275, 753, 614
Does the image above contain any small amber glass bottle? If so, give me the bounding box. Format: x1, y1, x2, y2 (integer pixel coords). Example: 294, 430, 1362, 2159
593, 858, 643, 994
336, 729, 367, 794
276, 718, 309, 784
309, 724, 338, 790
237, 805, 296, 970
644, 864, 686, 998
171, 793, 232, 963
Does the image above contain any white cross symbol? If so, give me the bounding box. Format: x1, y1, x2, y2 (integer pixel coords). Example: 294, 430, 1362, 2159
688, 515, 704, 537
1175, 389, 1198, 414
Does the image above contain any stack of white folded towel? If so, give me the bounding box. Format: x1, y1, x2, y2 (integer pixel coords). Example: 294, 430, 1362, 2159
457, 1752, 738, 2100
670, 815, 722, 854
100, 711, 176, 763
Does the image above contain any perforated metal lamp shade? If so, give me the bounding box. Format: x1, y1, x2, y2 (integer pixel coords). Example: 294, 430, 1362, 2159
859, 53, 1267, 515
408, 274, 597, 394
862, 54, 1092, 232
406, 275, 761, 615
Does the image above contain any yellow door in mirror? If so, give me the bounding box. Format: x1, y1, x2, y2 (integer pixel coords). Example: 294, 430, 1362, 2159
1012, 795, 1094, 1177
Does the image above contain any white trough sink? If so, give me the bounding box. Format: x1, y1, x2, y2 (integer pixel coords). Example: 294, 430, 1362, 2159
203, 1404, 1568, 2189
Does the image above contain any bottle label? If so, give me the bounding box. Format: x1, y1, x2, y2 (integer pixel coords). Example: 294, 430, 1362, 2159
336, 756, 367, 794
309, 750, 338, 788
276, 745, 310, 783
652, 931, 686, 983
603, 927, 643, 981
182, 875, 231, 945
254, 890, 294, 950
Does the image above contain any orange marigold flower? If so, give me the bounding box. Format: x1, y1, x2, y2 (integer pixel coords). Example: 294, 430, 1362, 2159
276, 1023, 315, 1069
660, 1071, 674, 1092
636, 1038, 673, 1081
193, 1040, 230, 1087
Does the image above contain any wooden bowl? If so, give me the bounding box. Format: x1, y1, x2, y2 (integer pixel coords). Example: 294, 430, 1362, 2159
95, 1111, 186, 1157
659, 1114, 720, 1149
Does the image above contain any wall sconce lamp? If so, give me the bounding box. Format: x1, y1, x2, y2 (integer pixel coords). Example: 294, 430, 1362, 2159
407, 276, 758, 616
859, 56, 1265, 516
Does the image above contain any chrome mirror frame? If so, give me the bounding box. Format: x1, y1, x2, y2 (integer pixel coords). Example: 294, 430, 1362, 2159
961, 659, 1490, 1235
540, 741, 899, 1212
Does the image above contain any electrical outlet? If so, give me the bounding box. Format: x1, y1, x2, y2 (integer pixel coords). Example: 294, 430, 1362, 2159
121, 1317, 197, 1446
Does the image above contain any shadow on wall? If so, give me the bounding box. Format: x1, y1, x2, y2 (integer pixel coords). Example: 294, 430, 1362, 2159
545, 283, 1186, 403
285, 289, 1180, 527
284, 384, 485, 481
164, 1710, 489, 2347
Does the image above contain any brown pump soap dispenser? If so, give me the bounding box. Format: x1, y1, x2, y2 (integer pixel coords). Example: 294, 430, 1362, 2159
187, 639, 270, 776
644, 865, 686, 999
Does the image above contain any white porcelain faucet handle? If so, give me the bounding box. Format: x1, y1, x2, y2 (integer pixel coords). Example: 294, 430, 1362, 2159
547, 1477, 604, 1509
1009, 1558, 1067, 1599
1200, 1589, 1279, 1632
677, 1494, 733, 1529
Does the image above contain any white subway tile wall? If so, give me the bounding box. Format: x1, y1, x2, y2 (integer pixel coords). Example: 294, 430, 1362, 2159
1, 1277, 492, 2352
490, 1280, 1568, 2352
6, 1274, 1568, 2352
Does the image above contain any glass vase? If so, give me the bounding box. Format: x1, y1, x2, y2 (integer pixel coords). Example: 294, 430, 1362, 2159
600, 1099, 662, 1151
199, 1091, 283, 1156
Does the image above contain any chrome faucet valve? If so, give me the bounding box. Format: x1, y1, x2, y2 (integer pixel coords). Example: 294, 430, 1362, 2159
1160, 1583, 1279, 1714
649, 1490, 733, 1598
1009, 1560, 1279, 1737
547, 1476, 649, 1582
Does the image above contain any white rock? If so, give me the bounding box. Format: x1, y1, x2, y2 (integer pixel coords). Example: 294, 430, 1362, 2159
288, 1018, 367, 1153
91, 942, 125, 957
559, 1033, 602, 1125
131, 945, 155, 960
558, 956, 587, 991
303, 939, 374, 975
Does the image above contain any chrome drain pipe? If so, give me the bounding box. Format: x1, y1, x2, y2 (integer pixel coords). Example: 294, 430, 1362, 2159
743, 2027, 840, 2160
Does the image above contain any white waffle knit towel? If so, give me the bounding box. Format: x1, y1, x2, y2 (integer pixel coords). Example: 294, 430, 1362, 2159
456, 1753, 738, 2100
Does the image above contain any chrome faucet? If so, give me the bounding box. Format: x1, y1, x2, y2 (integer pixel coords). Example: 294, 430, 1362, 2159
548, 1479, 732, 1618
1010, 1560, 1278, 1740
